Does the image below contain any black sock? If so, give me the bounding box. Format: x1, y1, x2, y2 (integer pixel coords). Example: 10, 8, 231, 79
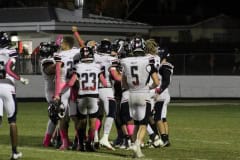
12, 146, 17, 154
74, 136, 78, 144
150, 123, 158, 135
78, 128, 86, 144
161, 134, 168, 142
149, 133, 156, 141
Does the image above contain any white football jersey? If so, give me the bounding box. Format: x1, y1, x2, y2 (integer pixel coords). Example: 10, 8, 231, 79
121, 56, 156, 92
153, 55, 161, 70
40, 58, 55, 91
94, 53, 118, 88
146, 54, 161, 85
54, 47, 80, 82
0, 48, 18, 83
74, 62, 102, 95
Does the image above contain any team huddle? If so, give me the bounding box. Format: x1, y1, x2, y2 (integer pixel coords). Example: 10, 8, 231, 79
0, 27, 174, 159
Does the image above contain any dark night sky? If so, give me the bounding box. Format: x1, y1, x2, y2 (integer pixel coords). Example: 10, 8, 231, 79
128, 0, 240, 25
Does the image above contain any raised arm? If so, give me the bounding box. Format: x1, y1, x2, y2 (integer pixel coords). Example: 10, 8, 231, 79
72, 26, 85, 48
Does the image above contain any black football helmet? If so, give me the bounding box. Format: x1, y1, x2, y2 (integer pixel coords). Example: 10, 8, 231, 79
39, 41, 59, 58
80, 46, 94, 62
112, 39, 125, 53
158, 47, 170, 61
48, 101, 65, 124
0, 32, 10, 48
130, 37, 145, 53
97, 39, 112, 54
112, 39, 131, 58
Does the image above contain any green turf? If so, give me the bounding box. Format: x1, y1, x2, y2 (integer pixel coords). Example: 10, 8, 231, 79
1, 102, 240, 160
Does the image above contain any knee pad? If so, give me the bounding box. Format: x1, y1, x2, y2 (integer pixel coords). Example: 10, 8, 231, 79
154, 101, 164, 121
107, 99, 116, 118
138, 102, 151, 125
120, 102, 131, 124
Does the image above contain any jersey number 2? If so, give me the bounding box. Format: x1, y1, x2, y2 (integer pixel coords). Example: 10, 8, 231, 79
81, 72, 97, 91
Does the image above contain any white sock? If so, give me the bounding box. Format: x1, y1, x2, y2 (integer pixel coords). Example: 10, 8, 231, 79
103, 117, 114, 135
147, 124, 154, 135
94, 130, 99, 142
46, 119, 56, 134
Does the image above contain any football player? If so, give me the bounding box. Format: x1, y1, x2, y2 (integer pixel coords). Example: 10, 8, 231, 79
53, 36, 80, 150
154, 48, 174, 147
0, 31, 29, 160
120, 36, 160, 158
145, 39, 162, 147
94, 39, 121, 150
112, 39, 134, 149
67, 46, 107, 151
40, 41, 60, 147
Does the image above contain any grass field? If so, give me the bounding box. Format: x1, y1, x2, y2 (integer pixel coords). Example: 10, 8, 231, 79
1, 101, 240, 160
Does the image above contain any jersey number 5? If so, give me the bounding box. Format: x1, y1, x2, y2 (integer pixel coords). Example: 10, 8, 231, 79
131, 66, 139, 86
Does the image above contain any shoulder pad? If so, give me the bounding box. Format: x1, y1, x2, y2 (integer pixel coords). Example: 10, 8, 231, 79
161, 62, 174, 69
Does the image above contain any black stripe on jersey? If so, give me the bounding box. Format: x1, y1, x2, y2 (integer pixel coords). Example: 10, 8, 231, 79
111, 59, 120, 67
78, 94, 99, 98
9, 52, 18, 58
145, 63, 158, 85
53, 55, 61, 62
161, 62, 174, 70
149, 57, 155, 64
159, 64, 173, 94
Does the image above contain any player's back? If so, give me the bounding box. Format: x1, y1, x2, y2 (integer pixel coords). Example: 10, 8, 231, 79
94, 53, 118, 87
55, 47, 80, 81
40, 57, 55, 89
121, 56, 152, 92
75, 62, 102, 96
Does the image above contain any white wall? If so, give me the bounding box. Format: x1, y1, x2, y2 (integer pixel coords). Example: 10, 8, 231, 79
15, 75, 240, 98
169, 76, 240, 98
15, 75, 45, 98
